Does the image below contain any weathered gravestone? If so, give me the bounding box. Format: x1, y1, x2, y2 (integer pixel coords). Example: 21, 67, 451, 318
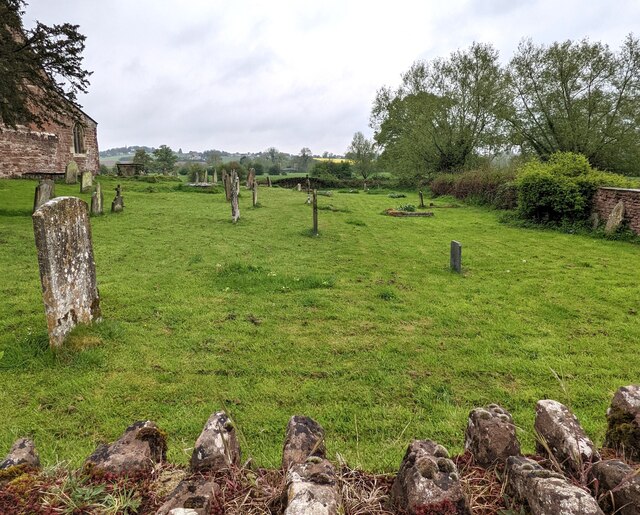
312, 190, 318, 236
247, 168, 255, 189
91, 183, 103, 215
32, 197, 101, 348
267, 176, 272, 187
213, 169, 218, 185
230, 171, 240, 223
605, 200, 625, 234
65, 161, 79, 184
252, 182, 258, 207
296, 183, 302, 192
419, 190, 425, 208
204, 170, 208, 183
33, 179, 55, 213
451, 240, 462, 273
80, 171, 93, 193
111, 184, 124, 213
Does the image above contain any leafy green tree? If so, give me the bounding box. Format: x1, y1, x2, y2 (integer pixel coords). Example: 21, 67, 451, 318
505, 35, 640, 175
132, 149, 154, 173
346, 132, 376, 186
0, 0, 92, 128
371, 42, 507, 179
298, 147, 312, 172
153, 145, 177, 175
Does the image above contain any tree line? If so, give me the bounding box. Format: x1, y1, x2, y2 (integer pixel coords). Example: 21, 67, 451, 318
371, 35, 640, 179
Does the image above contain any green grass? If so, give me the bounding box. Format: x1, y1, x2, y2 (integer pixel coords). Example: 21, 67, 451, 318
0, 177, 638, 473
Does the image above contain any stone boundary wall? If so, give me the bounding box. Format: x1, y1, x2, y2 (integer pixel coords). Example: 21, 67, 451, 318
593, 187, 640, 235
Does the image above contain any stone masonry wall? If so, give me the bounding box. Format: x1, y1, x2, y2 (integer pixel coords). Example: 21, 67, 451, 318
594, 187, 640, 235
0, 114, 99, 179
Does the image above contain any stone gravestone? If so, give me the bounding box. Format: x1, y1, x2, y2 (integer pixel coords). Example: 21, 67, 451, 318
32, 197, 101, 348
297, 183, 302, 191
91, 183, 103, 215
213, 169, 218, 185
65, 161, 79, 184
230, 170, 240, 223
204, 170, 208, 184
605, 200, 625, 234
111, 184, 124, 213
33, 179, 55, 213
312, 190, 318, 236
80, 171, 93, 193
252, 182, 258, 207
419, 190, 425, 208
450, 240, 462, 273
267, 176, 272, 187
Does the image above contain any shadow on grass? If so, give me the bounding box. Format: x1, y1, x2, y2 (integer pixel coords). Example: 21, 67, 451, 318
0, 208, 32, 217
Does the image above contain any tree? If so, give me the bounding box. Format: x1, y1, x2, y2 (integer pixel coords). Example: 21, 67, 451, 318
371, 42, 507, 179
346, 132, 376, 186
0, 0, 92, 128
298, 147, 312, 172
153, 145, 177, 175
133, 148, 153, 173
505, 35, 640, 175
265, 147, 281, 166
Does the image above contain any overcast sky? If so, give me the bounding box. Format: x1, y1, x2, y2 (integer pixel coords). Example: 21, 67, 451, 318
23, 0, 640, 155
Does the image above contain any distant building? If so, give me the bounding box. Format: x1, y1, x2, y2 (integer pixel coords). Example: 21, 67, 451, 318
0, 106, 99, 179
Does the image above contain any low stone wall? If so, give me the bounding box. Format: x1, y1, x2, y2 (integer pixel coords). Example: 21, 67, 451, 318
593, 187, 640, 235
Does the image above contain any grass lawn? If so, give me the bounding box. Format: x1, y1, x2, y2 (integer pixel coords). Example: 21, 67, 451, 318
0, 177, 638, 473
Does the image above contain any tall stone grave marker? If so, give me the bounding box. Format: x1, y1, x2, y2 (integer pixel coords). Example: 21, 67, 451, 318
32, 197, 101, 348
91, 183, 103, 215
230, 171, 240, 223
266, 176, 272, 187
80, 171, 93, 193
33, 179, 55, 213
252, 182, 258, 207
111, 184, 124, 213
213, 169, 218, 185
450, 240, 462, 273
65, 161, 79, 184
312, 190, 318, 236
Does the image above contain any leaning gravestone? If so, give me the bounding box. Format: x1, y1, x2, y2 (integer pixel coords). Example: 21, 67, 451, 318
33, 179, 55, 213
80, 171, 93, 193
32, 197, 101, 348
65, 161, 79, 184
91, 183, 103, 215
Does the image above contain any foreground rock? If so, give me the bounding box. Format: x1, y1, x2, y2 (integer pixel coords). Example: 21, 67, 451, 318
391, 440, 469, 515
535, 400, 599, 476
285, 458, 340, 515
591, 459, 640, 515
604, 385, 640, 461
464, 404, 520, 467
156, 477, 220, 515
0, 438, 40, 470
85, 421, 167, 476
282, 416, 326, 470
506, 456, 603, 515
190, 411, 240, 473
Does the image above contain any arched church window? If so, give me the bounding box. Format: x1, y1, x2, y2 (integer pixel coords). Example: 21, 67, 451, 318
73, 123, 85, 154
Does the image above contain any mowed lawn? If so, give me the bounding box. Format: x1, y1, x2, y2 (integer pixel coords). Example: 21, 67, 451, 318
0, 177, 638, 472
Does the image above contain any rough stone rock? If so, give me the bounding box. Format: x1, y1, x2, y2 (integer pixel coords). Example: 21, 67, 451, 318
91, 182, 103, 215
85, 420, 167, 476
591, 459, 640, 515
156, 478, 220, 515
190, 411, 240, 473
65, 161, 79, 184
282, 416, 326, 470
464, 404, 521, 467
605, 201, 625, 234
604, 385, 640, 460
391, 440, 470, 515
0, 438, 40, 470
506, 456, 603, 515
80, 171, 93, 193
285, 457, 340, 515
535, 400, 600, 475
32, 197, 101, 348
33, 179, 55, 213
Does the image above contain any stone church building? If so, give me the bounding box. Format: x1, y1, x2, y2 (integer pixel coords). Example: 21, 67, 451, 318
0, 107, 99, 179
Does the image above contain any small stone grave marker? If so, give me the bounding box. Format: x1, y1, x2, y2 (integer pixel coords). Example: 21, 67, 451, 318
80, 171, 93, 193
312, 190, 318, 236
33, 179, 55, 213
605, 200, 625, 234
230, 171, 240, 223
32, 197, 101, 347
91, 183, 103, 215
65, 161, 79, 184
111, 184, 124, 213
450, 240, 462, 273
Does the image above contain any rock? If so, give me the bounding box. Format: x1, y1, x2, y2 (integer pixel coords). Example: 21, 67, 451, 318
80, 171, 93, 193
156, 478, 219, 515
65, 161, 78, 184
464, 404, 520, 467
604, 201, 625, 234
0, 438, 40, 470
285, 458, 340, 515
391, 440, 470, 515
591, 459, 640, 515
90, 182, 103, 215
604, 385, 640, 460
85, 420, 167, 476
32, 197, 101, 348
535, 400, 599, 476
33, 179, 55, 213
282, 416, 326, 470
506, 456, 603, 515
190, 411, 240, 473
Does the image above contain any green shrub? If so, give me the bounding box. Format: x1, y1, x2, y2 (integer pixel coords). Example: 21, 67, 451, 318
429, 169, 516, 208
516, 152, 632, 223
397, 204, 416, 212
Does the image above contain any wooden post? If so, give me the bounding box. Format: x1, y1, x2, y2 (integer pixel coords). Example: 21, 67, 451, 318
230, 171, 240, 223
312, 189, 318, 236
419, 190, 425, 208
252, 182, 258, 207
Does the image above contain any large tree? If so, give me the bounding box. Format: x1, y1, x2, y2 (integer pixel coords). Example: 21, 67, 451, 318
371, 42, 507, 178
0, 0, 92, 128
505, 35, 640, 175
345, 132, 376, 186
298, 147, 312, 172
153, 145, 177, 175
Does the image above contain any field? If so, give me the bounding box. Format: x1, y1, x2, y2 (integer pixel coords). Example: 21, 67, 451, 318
0, 177, 638, 473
